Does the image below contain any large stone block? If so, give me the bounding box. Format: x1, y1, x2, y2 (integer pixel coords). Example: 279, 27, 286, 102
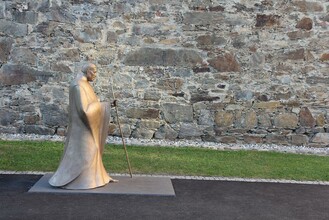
12, 11, 38, 24
190, 90, 220, 103
232, 35, 246, 49
50, 63, 72, 73
107, 31, 118, 43
73, 27, 102, 43
131, 128, 155, 139
293, 1, 323, 12
287, 31, 311, 40
208, 53, 240, 72
320, 53, 329, 61
35, 0, 50, 12
290, 134, 309, 146
154, 124, 178, 140
258, 113, 272, 128
40, 103, 68, 127
59, 49, 80, 62
131, 120, 155, 138
110, 123, 131, 138
157, 78, 184, 92
124, 48, 202, 67
132, 24, 161, 36
24, 114, 40, 125
193, 67, 210, 73
274, 113, 298, 129
0, 109, 19, 126
0, 37, 14, 62
282, 49, 305, 60
0, 64, 53, 86
236, 90, 254, 101
0, 65, 35, 85
108, 123, 117, 135
183, 12, 224, 25
25, 125, 55, 135
162, 103, 193, 123
126, 108, 160, 119
131, 119, 161, 139
34, 21, 59, 36
255, 14, 280, 27
299, 107, 315, 127
218, 136, 237, 143
296, 17, 312, 30
178, 123, 202, 139
49, 5, 76, 23
253, 101, 281, 109
197, 109, 213, 126
137, 119, 161, 130
56, 127, 66, 136
316, 114, 326, 127
311, 133, 329, 144
243, 135, 264, 144
240, 111, 257, 129
215, 111, 234, 127
11, 48, 37, 66
0, 20, 28, 37
265, 134, 288, 145
250, 52, 265, 68
200, 127, 216, 142
255, 93, 267, 101
144, 90, 161, 101
196, 34, 226, 49
226, 104, 244, 111
170, 67, 193, 77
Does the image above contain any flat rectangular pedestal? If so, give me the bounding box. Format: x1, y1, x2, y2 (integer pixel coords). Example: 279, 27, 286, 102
28, 173, 175, 196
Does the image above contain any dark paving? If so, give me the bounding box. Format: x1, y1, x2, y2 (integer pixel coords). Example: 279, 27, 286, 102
1, 174, 329, 220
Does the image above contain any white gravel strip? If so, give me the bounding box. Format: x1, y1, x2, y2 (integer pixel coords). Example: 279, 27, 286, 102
1, 133, 329, 156
1, 170, 329, 186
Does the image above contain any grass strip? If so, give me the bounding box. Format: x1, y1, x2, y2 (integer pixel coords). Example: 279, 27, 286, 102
0, 140, 329, 181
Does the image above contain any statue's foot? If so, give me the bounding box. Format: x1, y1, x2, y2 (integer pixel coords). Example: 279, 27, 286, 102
109, 177, 119, 183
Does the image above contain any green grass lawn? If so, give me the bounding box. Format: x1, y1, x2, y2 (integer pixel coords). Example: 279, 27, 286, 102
1, 140, 329, 181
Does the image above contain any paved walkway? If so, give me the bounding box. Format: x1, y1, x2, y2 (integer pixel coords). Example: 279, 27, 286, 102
1, 174, 329, 220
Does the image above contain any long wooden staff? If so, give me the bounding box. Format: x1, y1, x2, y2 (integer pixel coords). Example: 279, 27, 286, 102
109, 76, 133, 178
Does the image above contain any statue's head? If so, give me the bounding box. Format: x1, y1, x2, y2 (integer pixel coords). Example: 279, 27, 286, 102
82, 63, 97, 82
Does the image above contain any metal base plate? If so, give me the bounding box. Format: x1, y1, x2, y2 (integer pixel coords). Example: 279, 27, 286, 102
28, 173, 175, 196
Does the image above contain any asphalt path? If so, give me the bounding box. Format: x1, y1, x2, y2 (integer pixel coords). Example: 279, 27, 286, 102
1, 174, 329, 220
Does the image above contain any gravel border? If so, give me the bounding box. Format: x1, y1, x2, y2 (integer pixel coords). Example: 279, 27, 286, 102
1, 170, 329, 186
1, 133, 329, 156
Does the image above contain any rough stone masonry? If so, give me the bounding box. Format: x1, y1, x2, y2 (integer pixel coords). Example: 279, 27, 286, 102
1, 0, 329, 147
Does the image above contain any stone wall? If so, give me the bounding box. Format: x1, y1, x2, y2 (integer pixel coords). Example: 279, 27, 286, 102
1, 0, 329, 147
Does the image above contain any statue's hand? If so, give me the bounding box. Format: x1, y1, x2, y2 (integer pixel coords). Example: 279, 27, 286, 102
111, 100, 117, 107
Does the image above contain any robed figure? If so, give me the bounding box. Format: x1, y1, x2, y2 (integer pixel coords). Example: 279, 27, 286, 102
49, 64, 115, 189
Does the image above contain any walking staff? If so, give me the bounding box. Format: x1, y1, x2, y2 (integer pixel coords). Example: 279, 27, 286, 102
109, 75, 133, 178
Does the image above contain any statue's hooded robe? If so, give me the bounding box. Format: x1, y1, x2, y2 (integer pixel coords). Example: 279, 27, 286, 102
49, 75, 110, 189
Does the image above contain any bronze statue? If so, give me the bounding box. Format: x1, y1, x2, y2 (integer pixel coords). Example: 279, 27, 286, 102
49, 63, 117, 189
